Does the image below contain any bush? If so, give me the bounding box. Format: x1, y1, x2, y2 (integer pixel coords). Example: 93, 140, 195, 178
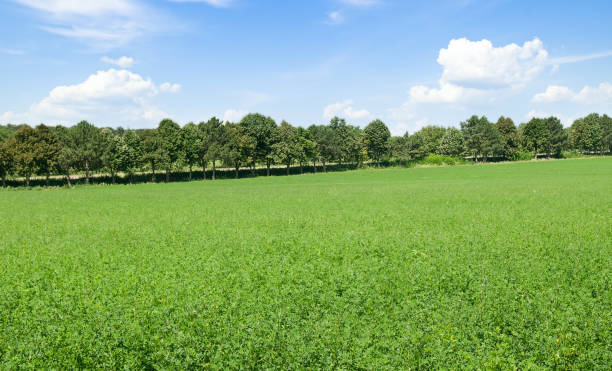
561, 150, 584, 159
420, 154, 462, 166
511, 151, 533, 161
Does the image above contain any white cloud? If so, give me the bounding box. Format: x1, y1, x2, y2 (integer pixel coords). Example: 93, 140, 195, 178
438, 37, 548, 88
223, 109, 247, 122
1, 68, 177, 127
573, 82, 612, 104
0, 48, 26, 55
101, 56, 134, 68
532, 85, 574, 103
169, 0, 234, 6
13, 0, 167, 50
532, 82, 612, 104
323, 99, 371, 120
327, 11, 344, 25
160, 82, 181, 93
409, 83, 465, 103
13, 0, 135, 16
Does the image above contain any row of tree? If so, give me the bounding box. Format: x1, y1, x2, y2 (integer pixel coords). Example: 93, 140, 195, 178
390, 113, 611, 162
0, 113, 610, 187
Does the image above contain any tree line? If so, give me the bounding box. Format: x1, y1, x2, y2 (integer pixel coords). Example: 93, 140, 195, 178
0, 112, 610, 188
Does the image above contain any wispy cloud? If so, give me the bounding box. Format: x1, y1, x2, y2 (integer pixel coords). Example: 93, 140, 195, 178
326, 11, 345, 25
101, 56, 135, 68
340, 0, 381, 6
0, 48, 26, 55
169, 0, 234, 7
548, 50, 612, 65
12, 0, 173, 50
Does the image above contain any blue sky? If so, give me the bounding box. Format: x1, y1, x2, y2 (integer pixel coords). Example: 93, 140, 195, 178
1, 0, 611, 134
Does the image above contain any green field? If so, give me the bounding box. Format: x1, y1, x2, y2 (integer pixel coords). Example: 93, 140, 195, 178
1, 158, 610, 369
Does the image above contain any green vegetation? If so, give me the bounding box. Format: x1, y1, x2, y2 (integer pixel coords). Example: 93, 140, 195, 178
1, 158, 610, 369
1, 112, 611, 188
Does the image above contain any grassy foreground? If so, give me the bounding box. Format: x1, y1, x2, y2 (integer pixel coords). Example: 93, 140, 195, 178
0, 159, 610, 369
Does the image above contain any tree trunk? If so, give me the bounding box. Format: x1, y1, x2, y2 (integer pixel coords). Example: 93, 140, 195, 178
313, 160, 317, 173
129, 173, 133, 184
266, 159, 271, 176
377, 156, 380, 168
235, 162, 239, 179
85, 161, 90, 185
1, 172, 6, 188
212, 160, 216, 180
46, 172, 50, 186
322, 159, 327, 173
202, 160, 206, 180
189, 164, 192, 180
151, 162, 156, 182
300, 162, 303, 174
250, 162, 255, 176
286, 162, 290, 175
65, 171, 72, 187
111, 171, 116, 184
165, 168, 170, 183
26, 175, 30, 188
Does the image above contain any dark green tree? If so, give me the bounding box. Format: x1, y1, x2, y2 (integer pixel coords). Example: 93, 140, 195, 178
6, 126, 37, 187
181, 122, 203, 180
364, 119, 391, 167
140, 129, 164, 182
438, 127, 465, 157
308, 124, 335, 172
495, 116, 519, 159
123, 130, 143, 183
571, 113, 604, 154
200, 117, 227, 180
71, 121, 102, 184
271, 121, 300, 175
100, 129, 127, 184
223, 122, 256, 179
156, 119, 183, 183
53, 126, 76, 186
239, 113, 278, 176
601, 114, 612, 153
0, 136, 13, 187
33, 124, 61, 186
542, 117, 567, 157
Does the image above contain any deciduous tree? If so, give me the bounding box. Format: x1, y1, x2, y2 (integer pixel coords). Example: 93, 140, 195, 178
364, 119, 391, 167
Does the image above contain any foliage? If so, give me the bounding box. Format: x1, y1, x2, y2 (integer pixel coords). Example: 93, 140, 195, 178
495, 116, 519, 159
363, 119, 390, 167
571, 113, 603, 153
438, 127, 465, 157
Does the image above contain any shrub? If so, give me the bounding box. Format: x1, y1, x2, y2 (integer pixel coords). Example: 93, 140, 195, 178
561, 150, 584, 159
511, 151, 533, 161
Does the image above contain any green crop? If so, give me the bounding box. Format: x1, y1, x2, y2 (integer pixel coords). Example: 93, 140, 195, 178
0, 158, 610, 369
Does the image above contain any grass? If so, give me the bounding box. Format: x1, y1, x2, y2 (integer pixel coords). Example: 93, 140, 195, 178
0, 158, 610, 369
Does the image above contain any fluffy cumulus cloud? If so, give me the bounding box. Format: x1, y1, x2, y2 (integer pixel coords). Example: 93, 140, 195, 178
223, 109, 247, 123
2, 68, 180, 127
160, 82, 181, 93
438, 38, 548, 88
532, 82, 612, 104
323, 99, 371, 120
409, 83, 465, 103
407, 37, 549, 105
101, 56, 134, 68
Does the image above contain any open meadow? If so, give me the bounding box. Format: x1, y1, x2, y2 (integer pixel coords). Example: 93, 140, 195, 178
0, 158, 610, 369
